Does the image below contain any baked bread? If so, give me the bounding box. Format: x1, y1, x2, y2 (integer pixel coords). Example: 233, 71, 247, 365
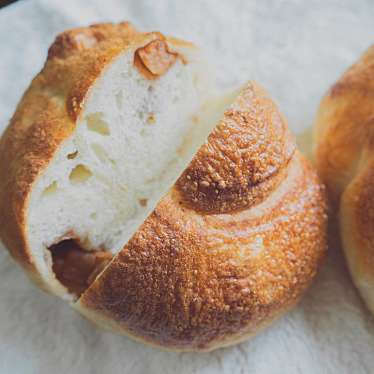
0, 22, 327, 351
314, 45, 374, 314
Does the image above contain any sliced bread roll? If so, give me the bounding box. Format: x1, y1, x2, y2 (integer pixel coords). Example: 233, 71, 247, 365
0, 23, 219, 298
0, 23, 327, 351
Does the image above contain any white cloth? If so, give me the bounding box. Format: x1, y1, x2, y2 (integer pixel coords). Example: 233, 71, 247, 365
0, 1, 373, 373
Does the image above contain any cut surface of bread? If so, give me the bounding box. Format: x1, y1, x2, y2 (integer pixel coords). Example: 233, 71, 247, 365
30, 85, 233, 298
26, 44, 225, 298
0, 23, 221, 298
0, 22, 327, 351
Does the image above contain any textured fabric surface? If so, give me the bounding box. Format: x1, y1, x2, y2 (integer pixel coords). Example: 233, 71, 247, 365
0, 1, 374, 373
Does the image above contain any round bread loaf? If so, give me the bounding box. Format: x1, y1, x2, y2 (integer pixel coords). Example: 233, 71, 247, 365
315, 45, 374, 315
0, 22, 327, 351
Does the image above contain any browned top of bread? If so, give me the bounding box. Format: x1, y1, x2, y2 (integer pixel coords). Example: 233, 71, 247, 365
78, 151, 326, 350
177, 83, 295, 213
314, 44, 374, 313
315, 45, 374, 202
77, 77, 325, 352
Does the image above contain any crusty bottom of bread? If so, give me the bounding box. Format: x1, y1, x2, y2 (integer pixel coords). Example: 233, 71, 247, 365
73, 289, 304, 352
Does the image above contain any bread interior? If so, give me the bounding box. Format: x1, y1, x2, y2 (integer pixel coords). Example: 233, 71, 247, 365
27, 47, 235, 299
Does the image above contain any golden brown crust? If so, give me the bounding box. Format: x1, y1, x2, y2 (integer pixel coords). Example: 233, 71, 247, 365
77, 82, 326, 351
0, 22, 192, 291
177, 82, 295, 213
47, 22, 136, 59
314, 45, 374, 203
314, 44, 374, 313
340, 164, 374, 314
0, 92, 73, 289
78, 152, 326, 350
342, 163, 374, 252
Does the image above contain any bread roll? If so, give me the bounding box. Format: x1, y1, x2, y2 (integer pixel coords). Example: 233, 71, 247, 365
0, 23, 327, 351
314, 45, 374, 314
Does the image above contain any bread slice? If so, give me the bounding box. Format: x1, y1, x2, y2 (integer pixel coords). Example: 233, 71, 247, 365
0, 23, 327, 351
0, 23, 223, 298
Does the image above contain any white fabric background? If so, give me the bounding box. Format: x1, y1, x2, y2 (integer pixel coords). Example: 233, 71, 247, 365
0, 1, 374, 373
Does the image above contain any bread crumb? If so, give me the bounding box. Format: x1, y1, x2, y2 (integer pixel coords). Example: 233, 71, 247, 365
139, 198, 148, 207
147, 113, 156, 124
